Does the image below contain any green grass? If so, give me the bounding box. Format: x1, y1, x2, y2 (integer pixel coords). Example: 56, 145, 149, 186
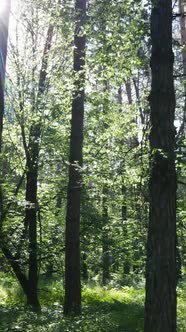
177, 280, 186, 332
82, 286, 144, 332
0, 279, 185, 331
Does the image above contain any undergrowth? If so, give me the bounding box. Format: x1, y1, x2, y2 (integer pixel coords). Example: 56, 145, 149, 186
0, 277, 185, 331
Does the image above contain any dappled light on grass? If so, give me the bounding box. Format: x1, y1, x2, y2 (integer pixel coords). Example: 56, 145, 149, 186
0, 280, 185, 331
0, 282, 144, 332
0, 286, 8, 304
82, 286, 144, 304
82, 286, 144, 332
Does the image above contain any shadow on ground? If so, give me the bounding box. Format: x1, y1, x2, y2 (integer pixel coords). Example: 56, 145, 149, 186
0, 297, 144, 332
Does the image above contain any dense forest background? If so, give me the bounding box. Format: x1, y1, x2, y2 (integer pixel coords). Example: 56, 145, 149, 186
0, 0, 186, 331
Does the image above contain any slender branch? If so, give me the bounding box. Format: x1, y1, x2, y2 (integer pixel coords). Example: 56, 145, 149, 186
178, 180, 186, 186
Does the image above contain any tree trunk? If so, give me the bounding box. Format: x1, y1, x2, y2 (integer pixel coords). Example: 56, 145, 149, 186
118, 86, 130, 276
25, 23, 53, 310
102, 187, 110, 286
21, 23, 53, 311
64, 0, 86, 316
82, 252, 88, 282
122, 181, 130, 275
25, 147, 40, 309
144, 1, 177, 331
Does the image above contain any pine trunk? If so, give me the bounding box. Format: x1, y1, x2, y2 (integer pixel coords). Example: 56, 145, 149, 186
64, 0, 86, 316
144, 1, 177, 331
25, 144, 40, 310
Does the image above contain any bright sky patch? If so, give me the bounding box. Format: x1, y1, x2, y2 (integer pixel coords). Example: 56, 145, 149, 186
0, 0, 8, 15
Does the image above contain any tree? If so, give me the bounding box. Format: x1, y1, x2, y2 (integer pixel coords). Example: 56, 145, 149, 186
64, 0, 86, 315
25, 22, 53, 310
0, 0, 54, 311
144, 1, 177, 331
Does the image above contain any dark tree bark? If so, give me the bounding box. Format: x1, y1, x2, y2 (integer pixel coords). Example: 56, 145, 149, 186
119, 85, 131, 276
144, 1, 177, 331
25, 148, 40, 309
64, 0, 86, 316
102, 186, 110, 286
81, 252, 88, 282
121, 182, 130, 275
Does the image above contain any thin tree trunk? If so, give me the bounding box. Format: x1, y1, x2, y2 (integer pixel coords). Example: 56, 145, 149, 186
121, 180, 130, 275
100, 80, 110, 286
25, 23, 53, 310
82, 252, 88, 282
102, 186, 110, 285
144, 1, 177, 331
64, 0, 86, 316
119, 86, 130, 275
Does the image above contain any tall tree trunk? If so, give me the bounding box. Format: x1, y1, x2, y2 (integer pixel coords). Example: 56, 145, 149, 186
25, 23, 53, 310
101, 81, 110, 286
144, 1, 177, 331
25, 137, 40, 309
64, 0, 86, 316
102, 186, 110, 285
118, 86, 130, 275
81, 192, 89, 283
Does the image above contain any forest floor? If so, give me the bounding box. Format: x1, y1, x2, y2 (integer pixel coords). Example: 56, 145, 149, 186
0, 278, 185, 331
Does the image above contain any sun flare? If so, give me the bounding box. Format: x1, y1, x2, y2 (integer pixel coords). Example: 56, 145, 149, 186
0, 0, 9, 14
